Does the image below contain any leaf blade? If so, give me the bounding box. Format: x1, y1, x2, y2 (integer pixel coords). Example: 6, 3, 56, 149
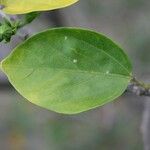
1, 28, 132, 114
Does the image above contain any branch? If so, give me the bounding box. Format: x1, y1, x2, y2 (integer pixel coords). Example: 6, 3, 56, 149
127, 78, 150, 150
127, 78, 150, 97
141, 98, 150, 150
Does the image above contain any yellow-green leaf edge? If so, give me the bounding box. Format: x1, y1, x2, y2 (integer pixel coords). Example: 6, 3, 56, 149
0, 0, 78, 14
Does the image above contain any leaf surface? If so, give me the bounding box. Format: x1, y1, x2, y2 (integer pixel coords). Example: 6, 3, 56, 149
1, 28, 132, 114
0, 0, 78, 14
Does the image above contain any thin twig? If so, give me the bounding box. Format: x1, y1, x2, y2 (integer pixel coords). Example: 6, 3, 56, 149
127, 78, 150, 97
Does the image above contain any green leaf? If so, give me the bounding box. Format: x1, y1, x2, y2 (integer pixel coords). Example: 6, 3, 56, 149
0, 18, 18, 42
1, 28, 132, 114
18, 12, 40, 27
0, 0, 78, 14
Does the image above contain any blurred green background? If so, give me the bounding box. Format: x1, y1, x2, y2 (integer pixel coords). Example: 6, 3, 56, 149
0, 0, 150, 149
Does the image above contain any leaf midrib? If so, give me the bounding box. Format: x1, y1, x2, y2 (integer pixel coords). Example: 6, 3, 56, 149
2, 65, 131, 80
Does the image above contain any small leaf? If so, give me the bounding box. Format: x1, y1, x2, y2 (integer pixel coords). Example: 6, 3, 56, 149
19, 12, 40, 27
0, 0, 78, 14
0, 18, 17, 42
1, 28, 132, 114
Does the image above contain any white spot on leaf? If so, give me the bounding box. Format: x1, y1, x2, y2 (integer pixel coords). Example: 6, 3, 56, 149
73, 59, 78, 63
106, 71, 110, 74
65, 36, 68, 40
